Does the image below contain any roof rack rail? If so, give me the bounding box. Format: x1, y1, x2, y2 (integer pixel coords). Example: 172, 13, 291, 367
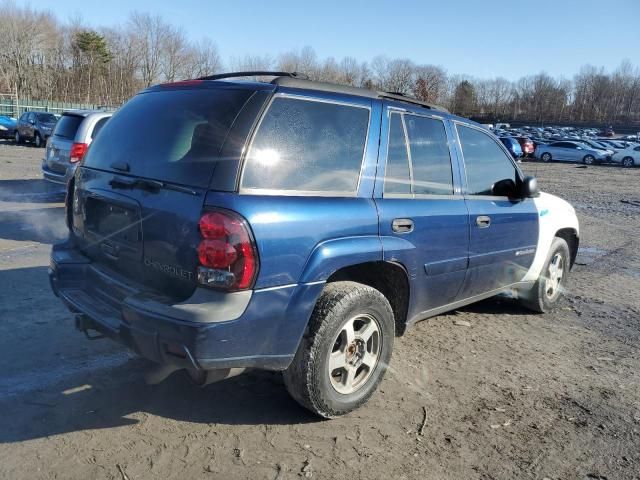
378, 91, 449, 113
197, 71, 309, 81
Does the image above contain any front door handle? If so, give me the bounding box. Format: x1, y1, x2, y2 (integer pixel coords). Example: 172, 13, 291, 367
392, 218, 414, 233
476, 215, 491, 228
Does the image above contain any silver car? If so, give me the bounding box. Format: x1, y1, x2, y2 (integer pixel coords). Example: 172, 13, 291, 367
536, 141, 609, 165
42, 110, 111, 184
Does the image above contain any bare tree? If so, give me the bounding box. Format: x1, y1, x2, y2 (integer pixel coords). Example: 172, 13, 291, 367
128, 12, 168, 87
0, 2, 638, 126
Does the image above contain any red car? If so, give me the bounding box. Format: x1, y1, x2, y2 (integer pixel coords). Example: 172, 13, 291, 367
515, 136, 535, 157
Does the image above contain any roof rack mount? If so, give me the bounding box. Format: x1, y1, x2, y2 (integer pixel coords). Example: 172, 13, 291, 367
378, 91, 449, 113
197, 71, 309, 81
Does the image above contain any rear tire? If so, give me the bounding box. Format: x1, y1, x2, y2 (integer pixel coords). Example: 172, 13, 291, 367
622, 156, 635, 168
583, 155, 595, 165
521, 237, 571, 313
283, 281, 394, 418
541, 152, 552, 162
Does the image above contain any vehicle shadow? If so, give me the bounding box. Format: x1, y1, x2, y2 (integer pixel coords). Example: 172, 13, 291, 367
0, 265, 317, 443
456, 295, 535, 316
0, 361, 317, 443
0, 206, 67, 243
0, 179, 66, 203
0, 139, 41, 148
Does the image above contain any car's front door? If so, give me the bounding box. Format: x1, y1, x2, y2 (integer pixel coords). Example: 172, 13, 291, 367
557, 142, 576, 161
17, 113, 28, 137
454, 122, 539, 298
375, 104, 469, 322
25, 112, 35, 139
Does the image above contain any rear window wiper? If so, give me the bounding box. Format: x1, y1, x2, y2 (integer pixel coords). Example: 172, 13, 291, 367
109, 176, 198, 195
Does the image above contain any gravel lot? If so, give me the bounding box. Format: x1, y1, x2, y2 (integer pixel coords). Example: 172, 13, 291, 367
0, 140, 639, 480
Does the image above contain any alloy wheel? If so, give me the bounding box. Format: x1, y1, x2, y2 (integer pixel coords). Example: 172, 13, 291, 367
327, 313, 381, 395
544, 253, 565, 300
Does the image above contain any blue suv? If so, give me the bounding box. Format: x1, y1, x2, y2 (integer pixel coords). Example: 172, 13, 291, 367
49, 72, 580, 418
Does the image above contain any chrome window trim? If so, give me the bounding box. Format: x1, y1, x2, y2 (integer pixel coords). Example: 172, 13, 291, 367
384, 193, 465, 200
382, 110, 455, 199
453, 120, 523, 198
239, 187, 361, 198
238, 93, 371, 197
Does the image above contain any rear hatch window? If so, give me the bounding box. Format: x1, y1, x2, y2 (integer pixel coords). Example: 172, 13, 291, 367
83, 88, 254, 187
53, 114, 83, 140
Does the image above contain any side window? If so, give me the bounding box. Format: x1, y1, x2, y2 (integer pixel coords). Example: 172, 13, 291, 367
404, 115, 453, 195
457, 124, 517, 196
383, 113, 411, 194
241, 97, 370, 193
91, 117, 109, 140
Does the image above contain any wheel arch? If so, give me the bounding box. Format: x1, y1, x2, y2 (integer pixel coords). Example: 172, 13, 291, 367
555, 227, 579, 268
325, 261, 411, 336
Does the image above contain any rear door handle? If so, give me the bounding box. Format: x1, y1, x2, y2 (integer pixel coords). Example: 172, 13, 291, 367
476, 215, 491, 228
392, 218, 414, 233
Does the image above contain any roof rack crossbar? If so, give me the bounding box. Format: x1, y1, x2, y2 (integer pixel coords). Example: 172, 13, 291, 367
197, 71, 309, 81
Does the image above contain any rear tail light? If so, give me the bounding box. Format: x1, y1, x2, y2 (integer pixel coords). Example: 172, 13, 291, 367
69, 142, 88, 163
196, 210, 258, 291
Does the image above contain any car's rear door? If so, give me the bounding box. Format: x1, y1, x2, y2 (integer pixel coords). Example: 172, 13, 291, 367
374, 103, 469, 320
453, 122, 538, 298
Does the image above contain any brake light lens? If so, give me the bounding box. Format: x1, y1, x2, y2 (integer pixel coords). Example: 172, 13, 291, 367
196, 210, 258, 290
69, 142, 88, 163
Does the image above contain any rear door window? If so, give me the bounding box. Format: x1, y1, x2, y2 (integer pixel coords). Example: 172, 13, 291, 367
404, 115, 453, 195
83, 88, 254, 188
53, 114, 84, 140
383, 113, 411, 194
241, 97, 370, 194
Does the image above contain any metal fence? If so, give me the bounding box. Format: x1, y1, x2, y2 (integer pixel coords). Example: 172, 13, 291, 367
0, 94, 107, 118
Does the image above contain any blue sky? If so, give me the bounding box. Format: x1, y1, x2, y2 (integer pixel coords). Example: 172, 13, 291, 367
39, 0, 640, 80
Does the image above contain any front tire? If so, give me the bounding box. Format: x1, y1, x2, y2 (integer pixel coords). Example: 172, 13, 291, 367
541, 152, 552, 162
14, 131, 22, 144
622, 156, 635, 168
521, 237, 571, 313
583, 155, 595, 165
283, 281, 394, 418
34, 132, 42, 148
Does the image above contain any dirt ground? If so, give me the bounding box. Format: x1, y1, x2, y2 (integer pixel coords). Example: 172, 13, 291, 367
0, 140, 638, 480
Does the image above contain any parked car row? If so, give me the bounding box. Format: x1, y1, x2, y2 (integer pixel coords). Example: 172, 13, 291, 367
0, 109, 113, 183
486, 124, 640, 167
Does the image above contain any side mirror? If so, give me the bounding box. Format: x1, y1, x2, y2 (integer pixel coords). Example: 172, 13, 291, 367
492, 178, 517, 197
520, 176, 540, 198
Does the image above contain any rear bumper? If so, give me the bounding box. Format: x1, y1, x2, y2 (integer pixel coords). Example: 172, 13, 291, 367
49, 241, 323, 371
42, 159, 74, 185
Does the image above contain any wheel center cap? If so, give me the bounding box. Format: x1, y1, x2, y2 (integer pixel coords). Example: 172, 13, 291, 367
346, 340, 365, 366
